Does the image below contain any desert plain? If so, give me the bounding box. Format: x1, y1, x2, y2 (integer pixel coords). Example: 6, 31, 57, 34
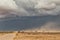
0, 31, 60, 40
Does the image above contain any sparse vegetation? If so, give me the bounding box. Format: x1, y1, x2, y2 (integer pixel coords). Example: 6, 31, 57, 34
0, 32, 60, 40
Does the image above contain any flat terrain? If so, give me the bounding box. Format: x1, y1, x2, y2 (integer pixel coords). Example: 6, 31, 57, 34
0, 32, 60, 40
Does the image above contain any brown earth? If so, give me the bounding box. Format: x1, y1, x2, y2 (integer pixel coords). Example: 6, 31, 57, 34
0, 32, 60, 40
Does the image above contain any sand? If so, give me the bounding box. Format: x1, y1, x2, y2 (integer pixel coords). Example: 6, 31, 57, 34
0, 32, 60, 40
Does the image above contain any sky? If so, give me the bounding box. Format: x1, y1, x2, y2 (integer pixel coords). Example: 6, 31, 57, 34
0, 0, 60, 17
14, 0, 60, 16
0, 0, 60, 32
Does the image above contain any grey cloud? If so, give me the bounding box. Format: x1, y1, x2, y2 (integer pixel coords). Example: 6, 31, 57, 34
14, 0, 60, 16
0, 0, 60, 18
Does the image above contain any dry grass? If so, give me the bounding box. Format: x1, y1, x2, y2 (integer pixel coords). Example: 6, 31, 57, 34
0, 32, 60, 40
